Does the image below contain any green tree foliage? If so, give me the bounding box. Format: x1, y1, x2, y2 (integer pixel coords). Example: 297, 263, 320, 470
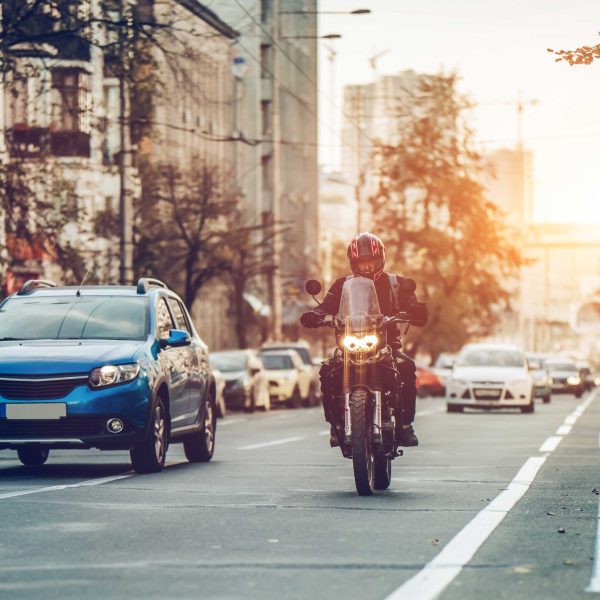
369, 73, 526, 359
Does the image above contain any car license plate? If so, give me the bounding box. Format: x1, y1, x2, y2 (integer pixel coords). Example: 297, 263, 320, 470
474, 389, 501, 399
5, 403, 67, 420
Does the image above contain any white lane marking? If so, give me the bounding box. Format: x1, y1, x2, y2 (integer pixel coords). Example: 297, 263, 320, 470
589, 482, 600, 592
319, 430, 330, 436
218, 418, 246, 427
0, 474, 133, 500
237, 436, 304, 451
587, 393, 600, 593
539, 436, 563, 453
556, 424, 572, 436
386, 389, 599, 600
384, 457, 547, 600
565, 415, 578, 425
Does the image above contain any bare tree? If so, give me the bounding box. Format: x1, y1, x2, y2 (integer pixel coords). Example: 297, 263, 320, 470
137, 160, 238, 307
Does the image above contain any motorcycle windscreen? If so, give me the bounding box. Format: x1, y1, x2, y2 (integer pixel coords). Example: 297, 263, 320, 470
337, 277, 382, 332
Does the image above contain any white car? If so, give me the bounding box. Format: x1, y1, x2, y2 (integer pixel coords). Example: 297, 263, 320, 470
446, 343, 535, 413
260, 350, 309, 407
211, 368, 227, 418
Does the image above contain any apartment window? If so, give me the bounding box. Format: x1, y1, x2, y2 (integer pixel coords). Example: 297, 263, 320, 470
261, 100, 271, 136
50, 68, 91, 133
262, 154, 273, 192
260, 44, 272, 78
261, 0, 271, 23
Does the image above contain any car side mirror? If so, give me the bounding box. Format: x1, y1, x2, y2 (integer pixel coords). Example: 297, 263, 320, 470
161, 329, 191, 348
305, 279, 322, 296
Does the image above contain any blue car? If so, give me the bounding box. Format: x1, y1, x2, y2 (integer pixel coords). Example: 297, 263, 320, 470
0, 278, 217, 473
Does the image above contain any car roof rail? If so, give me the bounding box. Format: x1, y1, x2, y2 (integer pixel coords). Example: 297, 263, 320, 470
17, 279, 58, 296
136, 277, 168, 294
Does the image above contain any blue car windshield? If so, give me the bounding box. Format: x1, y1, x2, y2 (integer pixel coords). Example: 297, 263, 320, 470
0, 296, 149, 341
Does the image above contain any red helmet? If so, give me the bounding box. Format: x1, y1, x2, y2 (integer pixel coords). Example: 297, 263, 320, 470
347, 232, 385, 279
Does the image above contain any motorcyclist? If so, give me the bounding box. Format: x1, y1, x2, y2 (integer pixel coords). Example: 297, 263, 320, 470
300, 232, 428, 447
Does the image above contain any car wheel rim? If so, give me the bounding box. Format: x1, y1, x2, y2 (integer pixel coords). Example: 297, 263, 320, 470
154, 405, 165, 463
204, 401, 214, 453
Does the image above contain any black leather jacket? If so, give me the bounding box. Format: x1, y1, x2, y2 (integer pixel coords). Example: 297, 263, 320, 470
312, 274, 428, 327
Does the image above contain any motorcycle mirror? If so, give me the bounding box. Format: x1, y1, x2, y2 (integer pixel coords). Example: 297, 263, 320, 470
305, 279, 322, 296
402, 278, 416, 294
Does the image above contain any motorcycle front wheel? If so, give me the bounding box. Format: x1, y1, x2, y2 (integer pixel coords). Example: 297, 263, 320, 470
374, 454, 392, 489
350, 388, 375, 496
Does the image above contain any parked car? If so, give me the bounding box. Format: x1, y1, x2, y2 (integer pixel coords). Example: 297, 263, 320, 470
416, 364, 445, 398
0, 278, 217, 473
431, 352, 457, 390
260, 341, 320, 405
260, 349, 309, 407
526, 353, 552, 404
211, 368, 227, 418
576, 360, 595, 392
209, 349, 270, 412
545, 358, 584, 398
446, 343, 535, 413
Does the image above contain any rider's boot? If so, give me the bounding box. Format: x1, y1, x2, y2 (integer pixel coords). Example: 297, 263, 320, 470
396, 423, 419, 447
329, 424, 340, 447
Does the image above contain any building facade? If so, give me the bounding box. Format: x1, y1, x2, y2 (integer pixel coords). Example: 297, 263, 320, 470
214, 0, 320, 339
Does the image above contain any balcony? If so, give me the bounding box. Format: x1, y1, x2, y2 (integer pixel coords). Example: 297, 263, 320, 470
5, 126, 49, 158
50, 131, 91, 158
5, 127, 91, 158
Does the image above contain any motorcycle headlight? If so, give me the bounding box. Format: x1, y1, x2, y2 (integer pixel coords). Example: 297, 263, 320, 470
342, 334, 379, 353
567, 375, 581, 385
90, 363, 140, 388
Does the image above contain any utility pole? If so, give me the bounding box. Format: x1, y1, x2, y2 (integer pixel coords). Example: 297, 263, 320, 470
270, 0, 283, 340
118, 0, 133, 285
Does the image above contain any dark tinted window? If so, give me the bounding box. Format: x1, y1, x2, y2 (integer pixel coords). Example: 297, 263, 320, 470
0, 296, 148, 340
261, 354, 294, 370
210, 352, 247, 372
457, 348, 524, 368
546, 361, 578, 372
264, 346, 311, 365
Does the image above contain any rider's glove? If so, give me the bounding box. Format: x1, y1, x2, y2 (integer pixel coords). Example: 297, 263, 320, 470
408, 302, 428, 326
300, 311, 322, 328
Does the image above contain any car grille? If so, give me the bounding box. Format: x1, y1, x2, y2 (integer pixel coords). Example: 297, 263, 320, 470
473, 388, 502, 400
0, 416, 107, 438
0, 376, 88, 400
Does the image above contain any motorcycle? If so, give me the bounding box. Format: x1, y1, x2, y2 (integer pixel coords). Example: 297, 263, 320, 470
305, 276, 415, 496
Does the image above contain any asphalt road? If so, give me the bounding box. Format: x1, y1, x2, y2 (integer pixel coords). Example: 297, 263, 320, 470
1, 391, 599, 600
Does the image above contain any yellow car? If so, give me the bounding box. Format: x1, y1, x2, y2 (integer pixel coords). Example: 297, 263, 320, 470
259, 350, 311, 407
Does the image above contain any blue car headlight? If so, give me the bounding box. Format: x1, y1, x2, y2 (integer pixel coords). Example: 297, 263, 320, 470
90, 363, 140, 388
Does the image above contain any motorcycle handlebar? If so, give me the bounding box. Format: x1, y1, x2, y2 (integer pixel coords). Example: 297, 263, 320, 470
315, 313, 412, 329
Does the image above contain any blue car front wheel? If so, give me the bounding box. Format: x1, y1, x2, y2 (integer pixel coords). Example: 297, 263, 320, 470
130, 397, 168, 474
18, 447, 49, 466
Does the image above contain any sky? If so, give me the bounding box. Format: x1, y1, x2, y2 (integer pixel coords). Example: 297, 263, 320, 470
317, 0, 600, 223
